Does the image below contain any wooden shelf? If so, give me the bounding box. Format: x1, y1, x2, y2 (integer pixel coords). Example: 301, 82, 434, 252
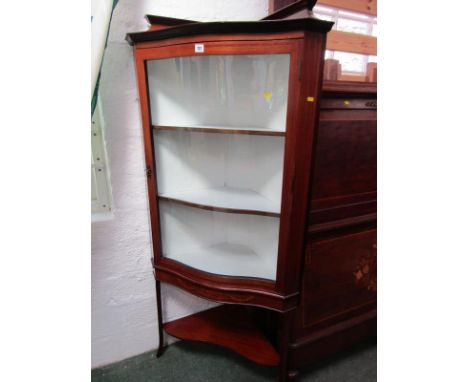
164, 242, 277, 281
153, 125, 285, 137
159, 186, 281, 217
164, 305, 280, 366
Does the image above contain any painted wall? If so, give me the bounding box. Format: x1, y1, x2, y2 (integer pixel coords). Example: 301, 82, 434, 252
91, 0, 113, 97
91, 0, 269, 368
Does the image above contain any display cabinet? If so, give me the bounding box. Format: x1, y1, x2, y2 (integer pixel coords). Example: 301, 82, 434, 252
128, 13, 333, 382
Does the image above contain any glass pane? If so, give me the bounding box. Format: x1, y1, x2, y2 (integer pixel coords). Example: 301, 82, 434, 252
147, 53, 289, 281
154, 131, 284, 215
336, 17, 369, 35
338, 10, 371, 20
334, 51, 367, 73
314, 13, 334, 22
159, 200, 279, 280
314, 5, 335, 14
147, 54, 290, 132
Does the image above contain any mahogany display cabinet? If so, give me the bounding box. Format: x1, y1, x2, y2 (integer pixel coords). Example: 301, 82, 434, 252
128, 12, 375, 382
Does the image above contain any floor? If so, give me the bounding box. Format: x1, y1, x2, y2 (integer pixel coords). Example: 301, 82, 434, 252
92, 341, 376, 382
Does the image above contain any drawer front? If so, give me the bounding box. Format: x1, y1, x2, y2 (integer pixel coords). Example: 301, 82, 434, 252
320, 98, 377, 110
300, 228, 377, 329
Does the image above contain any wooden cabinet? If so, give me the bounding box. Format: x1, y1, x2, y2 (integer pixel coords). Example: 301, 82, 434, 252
128, 13, 375, 382
288, 81, 377, 375
128, 18, 333, 318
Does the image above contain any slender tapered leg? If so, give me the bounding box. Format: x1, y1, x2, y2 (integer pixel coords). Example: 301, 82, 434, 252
278, 310, 297, 382
155, 279, 165, 358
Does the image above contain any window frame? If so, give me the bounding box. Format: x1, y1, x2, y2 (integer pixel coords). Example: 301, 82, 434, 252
315, 4, 377, 76
91, 101, 112, 214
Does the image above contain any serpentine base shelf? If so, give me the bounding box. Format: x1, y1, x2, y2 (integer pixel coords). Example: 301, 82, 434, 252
164, 304, 280, 367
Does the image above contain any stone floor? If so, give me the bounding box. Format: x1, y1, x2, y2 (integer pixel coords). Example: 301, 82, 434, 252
92, 340, 376, 381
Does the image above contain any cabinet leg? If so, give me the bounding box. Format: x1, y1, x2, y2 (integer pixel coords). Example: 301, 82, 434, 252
278, 310, 295, 382
155, 280, 165, 358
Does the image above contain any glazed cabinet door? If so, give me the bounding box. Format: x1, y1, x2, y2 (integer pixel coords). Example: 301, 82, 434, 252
133, 33, 327, 311
134, 39, 306, 294
148, 53, 289, 281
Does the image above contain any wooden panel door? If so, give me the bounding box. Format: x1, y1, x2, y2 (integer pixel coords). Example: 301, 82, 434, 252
298, 228, 377, 333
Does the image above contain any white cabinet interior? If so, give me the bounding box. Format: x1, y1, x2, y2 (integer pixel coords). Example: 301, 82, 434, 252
159, 200, 279, 280
154, 130, 285, 216
148, 53, 290, 281
147, 54, 290, 133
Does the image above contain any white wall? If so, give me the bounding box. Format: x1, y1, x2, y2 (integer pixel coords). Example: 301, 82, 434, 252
91, 0, 113, 97
91, 0, 269, 369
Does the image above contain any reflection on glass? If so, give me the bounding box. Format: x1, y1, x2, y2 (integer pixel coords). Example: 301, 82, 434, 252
159, 200, 279, 280
148, 53, 290, 281
333, 51, 367, 73
154, 130, 284, 215
147, 54, 290, 132
336, 18, 369, 35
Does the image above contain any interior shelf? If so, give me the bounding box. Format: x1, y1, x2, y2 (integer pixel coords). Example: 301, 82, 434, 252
158, 186, 280, 217
164, 305, 280, 367
154, 130, 285, 215
153, 124, 285, 137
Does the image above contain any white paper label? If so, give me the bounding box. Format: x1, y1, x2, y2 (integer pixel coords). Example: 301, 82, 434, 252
194, 44, 204, 53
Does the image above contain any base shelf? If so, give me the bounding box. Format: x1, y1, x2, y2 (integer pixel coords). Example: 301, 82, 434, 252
164, 305, 280, 366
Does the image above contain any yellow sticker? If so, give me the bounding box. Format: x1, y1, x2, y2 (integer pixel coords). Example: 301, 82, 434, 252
263, 91, 273, 101
344, 100, 350, 105
307, 96, 315, 102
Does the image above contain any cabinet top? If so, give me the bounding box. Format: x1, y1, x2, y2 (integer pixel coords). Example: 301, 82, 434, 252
126, 17, 333, 45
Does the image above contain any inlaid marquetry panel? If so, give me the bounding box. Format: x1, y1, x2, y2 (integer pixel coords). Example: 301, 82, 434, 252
301, 229, 377, 327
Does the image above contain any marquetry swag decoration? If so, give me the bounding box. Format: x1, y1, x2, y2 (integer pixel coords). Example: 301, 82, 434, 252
354, 243, 377, 292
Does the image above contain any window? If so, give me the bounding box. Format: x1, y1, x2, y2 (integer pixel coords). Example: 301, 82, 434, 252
314, 5, 377, 36
91, 102, 111, 213
336, 17, 369, 35
333, 51, 367, 73
315, 5, 377, 77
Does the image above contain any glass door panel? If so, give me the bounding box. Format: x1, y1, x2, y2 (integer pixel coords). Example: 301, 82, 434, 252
147, 52, 290, 281
154, 130, 284, 216
159, 200, 279, 280
147, 54, 290, 133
